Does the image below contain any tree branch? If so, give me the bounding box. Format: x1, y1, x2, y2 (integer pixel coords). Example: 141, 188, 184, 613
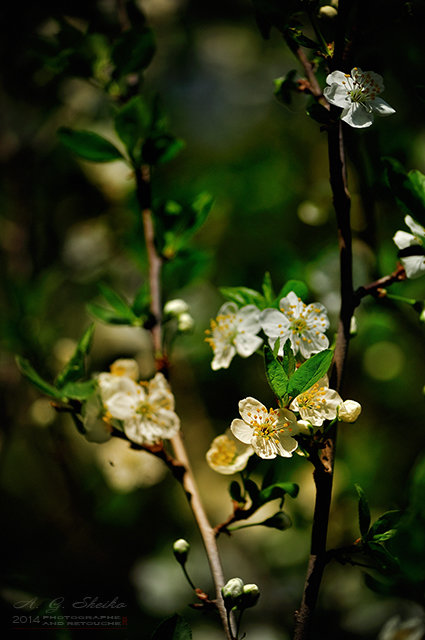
134, 165, 232, 640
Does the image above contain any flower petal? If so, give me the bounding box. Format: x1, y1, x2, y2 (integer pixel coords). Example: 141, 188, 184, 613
370, 97, 395, 116
324, 83, 350, 108
260, 308, 289, 338
405, 215, 425, 238
341, 103, 374, 128
211, 344, 236, 370
236, 305, 261, 333
326, 70, 349, 86
401, 255, 425, 279
275, 434, 298, 457
251, 436, 277, 459
231, 418, 253, 444
234, 333, 263, 357
238, 397, 267, 425
393, 230, 418, 250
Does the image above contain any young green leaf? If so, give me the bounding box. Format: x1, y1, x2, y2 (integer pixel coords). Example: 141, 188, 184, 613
259, 482, 299, 507
151, 614, 192, 640
368, 510, 402, 541
264, 345, 289, 398
276, 279, 309, 302
16, 356, 64, 401
142, 134, 185, 166
55, 324, 95, 388
112, 27, 156, 78
98, 284, 138, 323
219, 286, 264, 308
383, 157, 425, 221
87, 303, 134, 326
262, 272, 275, 305
58, 128, 124, 163
229, 481, 243, 503
114, 96, 150, 160
287, 349, 333, 398
285, 27, 319, 49
355, 483, 371, 539
61, 380, 97, 401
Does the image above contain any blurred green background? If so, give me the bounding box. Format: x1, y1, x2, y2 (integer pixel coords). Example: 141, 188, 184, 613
1, 0, 425, 638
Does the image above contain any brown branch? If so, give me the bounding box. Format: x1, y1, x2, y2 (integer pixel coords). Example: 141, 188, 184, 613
354, 263, 407, 306
293, 115, 353, 639
285, 39, 330, 109
134, 164, 232, 640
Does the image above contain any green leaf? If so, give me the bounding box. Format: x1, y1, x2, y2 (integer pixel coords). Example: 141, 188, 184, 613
56, 324, 95, 388
98, 284, 139, 322
131, 285, 150, 316
355, 484, 371, 539
383, 157, 425, 222
16, 356, 64, 401
274, 70, 298, 106
58, 127, 124, 163
277, 280, 309, 302
114, 96, 150, 160
219, 286, 264, 308
87, 303, 133, 325
229, 481, 243, 502
282, 339, 296, 378
61, 380, 97, 400
262, 272, 275, 305
259, 482, 299, 507
364, 542, 399, 575
112, 27, 156, 78
368, 510, 402, 541
142, 134, 185, 165
264, 345, 288, 398
285, 27, 319, 49
151, 614, 192, 640
191, 192, 214, 233
287, 349, 333, 398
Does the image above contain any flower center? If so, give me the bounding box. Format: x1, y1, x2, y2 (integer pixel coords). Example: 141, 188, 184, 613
297, 383, 327, 410
136, 401, 153, 418
246, 407, 290, 440
342, 69, 381, 106
210, 438, 237, 466
205, 313, 238, 348
291, 318, 307, 333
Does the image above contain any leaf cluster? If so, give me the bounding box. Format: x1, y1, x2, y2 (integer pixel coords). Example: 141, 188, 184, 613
220, 274, 308, 310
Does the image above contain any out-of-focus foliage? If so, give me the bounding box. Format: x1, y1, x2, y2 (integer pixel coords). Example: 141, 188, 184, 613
1, 0, 425, 639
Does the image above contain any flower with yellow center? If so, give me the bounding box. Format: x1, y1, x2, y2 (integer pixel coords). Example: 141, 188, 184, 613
289, 375, 342, 427
205, 302, 263, 370
324, 67, 395, 128
393, 215, 425, 279
230, 397, 299, 459
99, 372, 180, 445
206, 429, 253, 474
260, 291, 329, 358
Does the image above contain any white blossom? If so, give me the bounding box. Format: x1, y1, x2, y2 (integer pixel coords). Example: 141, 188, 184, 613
164, 298, 189, 316
100, 372, 180, 446
338, 399, 362, 422
260, 291, 329, 358
393, 215, 425, 279
324, 67, 395, 128
290, 376, 342, 427
206, 430, 253, 475
205, 302, 263, 370
378, 615, 425, 640
177, 312, 194, 332
231, 397, 299, 459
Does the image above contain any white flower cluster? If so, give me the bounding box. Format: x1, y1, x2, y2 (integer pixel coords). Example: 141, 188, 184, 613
207, 378, 361, 470
81, 359, 180, 445
206, 291, 330, 370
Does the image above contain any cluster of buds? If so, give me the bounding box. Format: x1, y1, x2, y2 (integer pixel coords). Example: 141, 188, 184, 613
221, 577, 260, 612
164, 298, 194, 332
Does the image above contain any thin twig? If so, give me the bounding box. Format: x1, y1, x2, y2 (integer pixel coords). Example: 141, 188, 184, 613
134, 165, 232, 639
354, 263, 406, 305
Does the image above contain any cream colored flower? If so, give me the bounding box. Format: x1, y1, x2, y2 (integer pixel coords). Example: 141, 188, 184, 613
100, 372, 180, 445
206, 429, 253, 474
290, 376, 342, 427
205, 302, 263, 370
231, 397, 299, 459
260, 291, 329, 358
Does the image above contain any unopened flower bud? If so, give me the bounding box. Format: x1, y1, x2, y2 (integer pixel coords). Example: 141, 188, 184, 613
177, 312, 195, 332
338, 400, 362, 423
173, 538, 190, 564
241, 584, 260, 609
164, 299, 189, 317
110, 358, 139, 380
262, 511, 292, 531
221, 578, 244, 610
350, 315, 358, 336
319, 5, 338, 18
